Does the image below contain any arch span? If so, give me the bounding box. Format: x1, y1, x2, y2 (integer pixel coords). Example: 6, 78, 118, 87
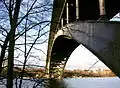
49, 35, 79, 78
51, 35, 79, 61
48, 21, 120, 78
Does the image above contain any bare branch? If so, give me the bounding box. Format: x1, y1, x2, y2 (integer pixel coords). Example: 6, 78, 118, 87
0, 25, 9, 34
15, 21, 50, 40
1, 0, 9, 11
9, 0, 13, 25
17, 0, 37, 26
15, 42, 48, 46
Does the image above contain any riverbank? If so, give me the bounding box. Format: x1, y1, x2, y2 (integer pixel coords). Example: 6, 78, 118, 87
63, 69, 116, 78
1, 67, 116, 78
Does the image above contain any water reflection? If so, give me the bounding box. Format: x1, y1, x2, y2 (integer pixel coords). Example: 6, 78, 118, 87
44, 79, 68, 88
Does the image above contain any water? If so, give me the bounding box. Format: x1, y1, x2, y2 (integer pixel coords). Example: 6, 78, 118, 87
0, 77, 120, 88
64, 77, 120, 88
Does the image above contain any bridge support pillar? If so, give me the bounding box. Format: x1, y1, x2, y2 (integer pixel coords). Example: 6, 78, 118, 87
46, 0, 67, 78
49, 59, 67, 79
45, 30, 55, 78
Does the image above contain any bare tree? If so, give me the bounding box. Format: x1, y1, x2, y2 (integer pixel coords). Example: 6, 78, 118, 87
0, 0, 52, 88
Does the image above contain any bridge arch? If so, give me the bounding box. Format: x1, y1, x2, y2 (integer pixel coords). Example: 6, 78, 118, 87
49, 35, 79, 78
50, 35, 107, 78
51, 35, 79, 61
48, 21, 120, 78
49, 35, 109, 78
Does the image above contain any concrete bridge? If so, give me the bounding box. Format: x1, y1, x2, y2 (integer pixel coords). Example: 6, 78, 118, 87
46, 0, 120, 79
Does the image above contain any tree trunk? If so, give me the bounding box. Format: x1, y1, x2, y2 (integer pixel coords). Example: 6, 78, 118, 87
7, 26, 15, 88
7, 0, 21, 88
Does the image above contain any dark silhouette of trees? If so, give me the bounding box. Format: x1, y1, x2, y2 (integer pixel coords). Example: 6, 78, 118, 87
0, 0, 52, 88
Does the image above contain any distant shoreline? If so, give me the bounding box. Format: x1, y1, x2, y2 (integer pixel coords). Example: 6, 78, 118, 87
1, 67, 116, 78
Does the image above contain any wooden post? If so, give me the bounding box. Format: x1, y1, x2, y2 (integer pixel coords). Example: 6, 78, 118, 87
99, 0, 106, 16
76, 0, 79, 20
66, 3, 69, 24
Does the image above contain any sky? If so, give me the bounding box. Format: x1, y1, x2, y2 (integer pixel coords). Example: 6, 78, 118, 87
65, 45, 109, 70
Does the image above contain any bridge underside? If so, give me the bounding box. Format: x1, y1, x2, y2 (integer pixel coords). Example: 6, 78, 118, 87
46, 0, 120, 79
49, 21, 120, 79
62, 0, 120, 22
